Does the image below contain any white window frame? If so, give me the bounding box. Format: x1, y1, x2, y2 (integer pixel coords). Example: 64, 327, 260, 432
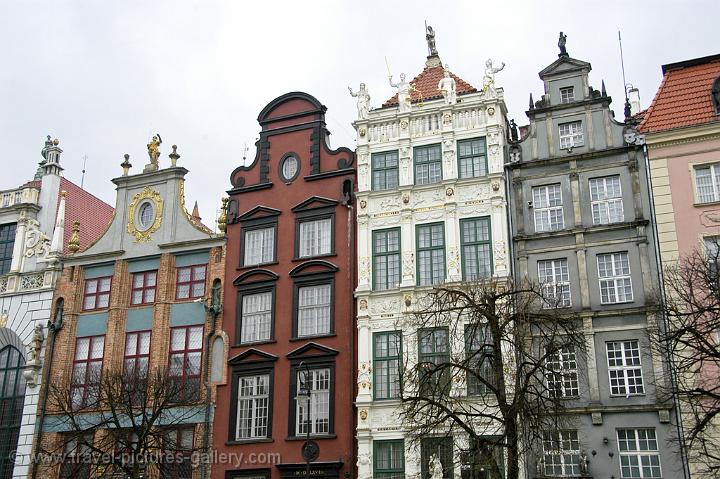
243, 226, 275, 266
240, 291, 273, 343
558, 121, 584, 150
296, 368, 331, 435
590, 175, 624, 225
617, 428, 662, 478
538, 258, 571, 307
236, 374, 270, 440
298, 218, 332, 258
597, 252, 633, 304
543, 430, 581, 476
533, 184, 564, 232
297, 284, 332, 337
606, 340, 645, 396
694, 163, 720, 204
560, 87, 575, 104
545, 345, 579, 398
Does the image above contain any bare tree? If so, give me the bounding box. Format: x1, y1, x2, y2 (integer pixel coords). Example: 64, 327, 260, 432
42, 367, 202, 479
397, 280, 588, 479
653, 245, 720, 478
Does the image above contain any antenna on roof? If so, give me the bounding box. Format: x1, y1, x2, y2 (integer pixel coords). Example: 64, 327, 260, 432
618, 29, 632, 119
80, 155, 88, 188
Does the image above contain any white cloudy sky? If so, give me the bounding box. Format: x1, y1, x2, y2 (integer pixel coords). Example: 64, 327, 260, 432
1, 0, 716, 228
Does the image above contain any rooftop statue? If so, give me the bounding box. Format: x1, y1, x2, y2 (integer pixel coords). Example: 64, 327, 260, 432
426, 25, 438, 56
558, 31, 568, 57
348, 83, 371, 120
389, 73, 412, 113
438, 65, 457, 105
147, 133, 162, 167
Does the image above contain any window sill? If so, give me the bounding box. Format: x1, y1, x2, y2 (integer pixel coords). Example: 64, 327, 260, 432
286, 434, 336, 441
80, 308, 110, 314
225, 438, 274, 446
372, 397, 402, 403
694, 200, 720, 207
232, 340, 277, 348
128, 303, 156, 308
292, 253, 337, 262
289, 333, 336, 342
609, 394, 646, 398
599, 300, 634, 306
237, 261, 279, 271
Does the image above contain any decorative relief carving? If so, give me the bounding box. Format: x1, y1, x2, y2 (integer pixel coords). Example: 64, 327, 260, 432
20, 274, 44, 290
458, 184, 491, 202
400, 120, 408, 130
445, 187, 454, 197
413, 188, 444, 207
447, 247, 460, 270
415, 208, 446, 222
493, 240, 507, 268
402, 252, 414, 280
370, 296, 401, 315
358, 256, 370, 283
127, 187, 164, 242
359, 409, 368, 421
24, 220, 50, 259
359, 200, 367, 210
359, 298, 368, 310
402, 194, 410, 204
358, 362, 372, 390
700, 210, 720, 226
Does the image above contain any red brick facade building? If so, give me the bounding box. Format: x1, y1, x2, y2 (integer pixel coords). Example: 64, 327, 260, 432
214, 92, 356, 479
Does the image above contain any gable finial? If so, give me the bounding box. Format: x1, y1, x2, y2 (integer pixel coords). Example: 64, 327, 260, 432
558, 32, 568, 58
529, 93, 535, 110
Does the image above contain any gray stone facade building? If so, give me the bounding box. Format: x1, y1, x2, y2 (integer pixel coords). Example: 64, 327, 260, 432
506, 42, 686, 478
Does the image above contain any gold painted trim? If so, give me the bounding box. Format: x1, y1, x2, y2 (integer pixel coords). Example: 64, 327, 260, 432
179, 180, 213, 235
127, 187, 164, 242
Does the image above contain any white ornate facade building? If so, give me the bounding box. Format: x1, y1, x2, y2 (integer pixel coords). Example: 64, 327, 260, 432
352, 39, 510, 478
0, 137, 113, 478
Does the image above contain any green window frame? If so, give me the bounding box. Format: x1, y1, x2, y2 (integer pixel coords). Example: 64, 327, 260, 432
457, 137, 488, 178
416, 223, 446, 286
373, 228, 401, 291
414, 144, 442, 185
0, 223, 17, 275
418, 327, 450, 395
464, 323, 495, 395
372, 151, 399, 191
460, 217, 493, 281
374, 440, 405, 479
373, 331, 402, 400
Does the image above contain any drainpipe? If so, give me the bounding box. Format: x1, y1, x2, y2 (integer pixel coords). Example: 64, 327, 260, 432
345, 200, 356, 479
200, 276, 221, 479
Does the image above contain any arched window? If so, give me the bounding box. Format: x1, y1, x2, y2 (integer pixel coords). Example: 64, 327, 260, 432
0, 346, 26, 477
713, 76, 720, 115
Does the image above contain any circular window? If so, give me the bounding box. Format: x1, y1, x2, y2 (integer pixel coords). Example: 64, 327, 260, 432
138, 202, 155, 230
281, 155, 299, 182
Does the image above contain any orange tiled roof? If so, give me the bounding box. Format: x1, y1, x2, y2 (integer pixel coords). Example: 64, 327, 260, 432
639, 54, 720, 133
60, 177, 114, 254
383, 64, 477, 107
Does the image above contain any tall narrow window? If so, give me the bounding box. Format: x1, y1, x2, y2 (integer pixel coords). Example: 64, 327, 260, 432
695, 164, 720, 203
169, 326, 203, 402
297, 284, 332, 337
0, 346, 25, 479
545, 345, 579, 398
296, 368, 331, 435
71, 336, 105, 409
558, 121, 584, 149
123, 331, 151, 380
607, 340, 644, 396
465, 323, 495, 395
0, 223, 16, 275
457, 138, 487, 178
240, 291, 273, 344
560, 87, 575, 104
176, 264, 206, 300
373, 229, 401, 291
236, 374, 270, 440
597, 252, 633, 304
161, 428, 194, 479
460, 217, 492, 281
372, 151, 399, 191
590, 176, 624, 224
374, 440, 405, 479
533, 184, 564, 232
543, 430, 581, 476
414, 144, 442, 185
417, 223, 445, 286
298, 218, 332, 258
83, 276, 112, 311
60, 434, 93, 479
418, 328, 450, 394
538, 258, 571, 307
374, 332, 402, 400
617, 428, 661, 478
421, 437, 453, 479
243, 226, 276, 266
131, 270, 157, 305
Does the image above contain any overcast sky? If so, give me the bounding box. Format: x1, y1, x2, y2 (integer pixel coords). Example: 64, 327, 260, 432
1, 0, 716, 229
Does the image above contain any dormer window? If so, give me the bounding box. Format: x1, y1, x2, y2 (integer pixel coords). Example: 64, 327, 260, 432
712, 76, 720, 115
560, 87, 575, 104
559, 121, 584, 150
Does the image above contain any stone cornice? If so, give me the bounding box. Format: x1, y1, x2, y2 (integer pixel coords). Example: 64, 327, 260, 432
645, 122, 720, 149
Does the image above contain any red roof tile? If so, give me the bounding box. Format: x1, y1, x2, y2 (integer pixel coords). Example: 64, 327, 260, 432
639, 55, 720, 133
59, 177, 114, 254
383, 64, 477, 107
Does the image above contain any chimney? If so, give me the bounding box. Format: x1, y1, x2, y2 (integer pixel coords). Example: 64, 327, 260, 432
628, 87, 642, 115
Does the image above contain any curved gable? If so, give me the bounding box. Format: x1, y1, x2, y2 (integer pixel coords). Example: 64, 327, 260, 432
257, 92, 325, 124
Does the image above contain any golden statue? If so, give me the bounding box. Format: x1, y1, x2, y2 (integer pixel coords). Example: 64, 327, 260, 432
147, 133, 162, 166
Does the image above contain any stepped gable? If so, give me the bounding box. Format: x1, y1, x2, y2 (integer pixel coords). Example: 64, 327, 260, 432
382, 64, 477, 107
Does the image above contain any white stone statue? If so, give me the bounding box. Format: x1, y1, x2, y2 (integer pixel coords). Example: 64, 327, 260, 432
389, 73, 412, 113
437, 66, 457, 105
430, 453, 443, 479
483, 59, 506, 93
348, 83, 371, 120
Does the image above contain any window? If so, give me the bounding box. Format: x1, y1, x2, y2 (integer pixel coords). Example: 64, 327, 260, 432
373, 228, 401, 291
296, 368, 331, 435
460, 218, 492, 281
168, 326, 203, 402
538, 259, 571, 307
0, 346, 25, 479
414, 144, 442, 185
533, 184, 564, 232
590, 176, 624, 224
297, 284, 332, 337
374, 332, 402, 399
82, 276, 112, 311
417, 223, 445, 286
421, 437, 453, 479
560, 87, 575, 104
418, 328, 450, 394
298, 217, 332, 258
123, 331, 151, 380
176, 264, 206, 300
281, 155, 300, 182
597, 252, 633, 304
372, 151, 399, 191
607, 340, 644, 396
543, 430, 580, 476
236, 374, 270, 440
465, 323, 495, 395
60, 434, 93, 479
161, 428, 194, 479
695, 164, 720, 203
131, 270, 157, 305
545, 345, 579, 398
0, 223, 16, 275
243, 226, 276, 266
617, 428, 661, 478
374, 440, 405, 479
239, 291, 273, 344
138, 202, 154, 229
71, 336, 105, 409
704, 236, 720, 281
457, 138, 487, 178
559, 121, 584, 149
